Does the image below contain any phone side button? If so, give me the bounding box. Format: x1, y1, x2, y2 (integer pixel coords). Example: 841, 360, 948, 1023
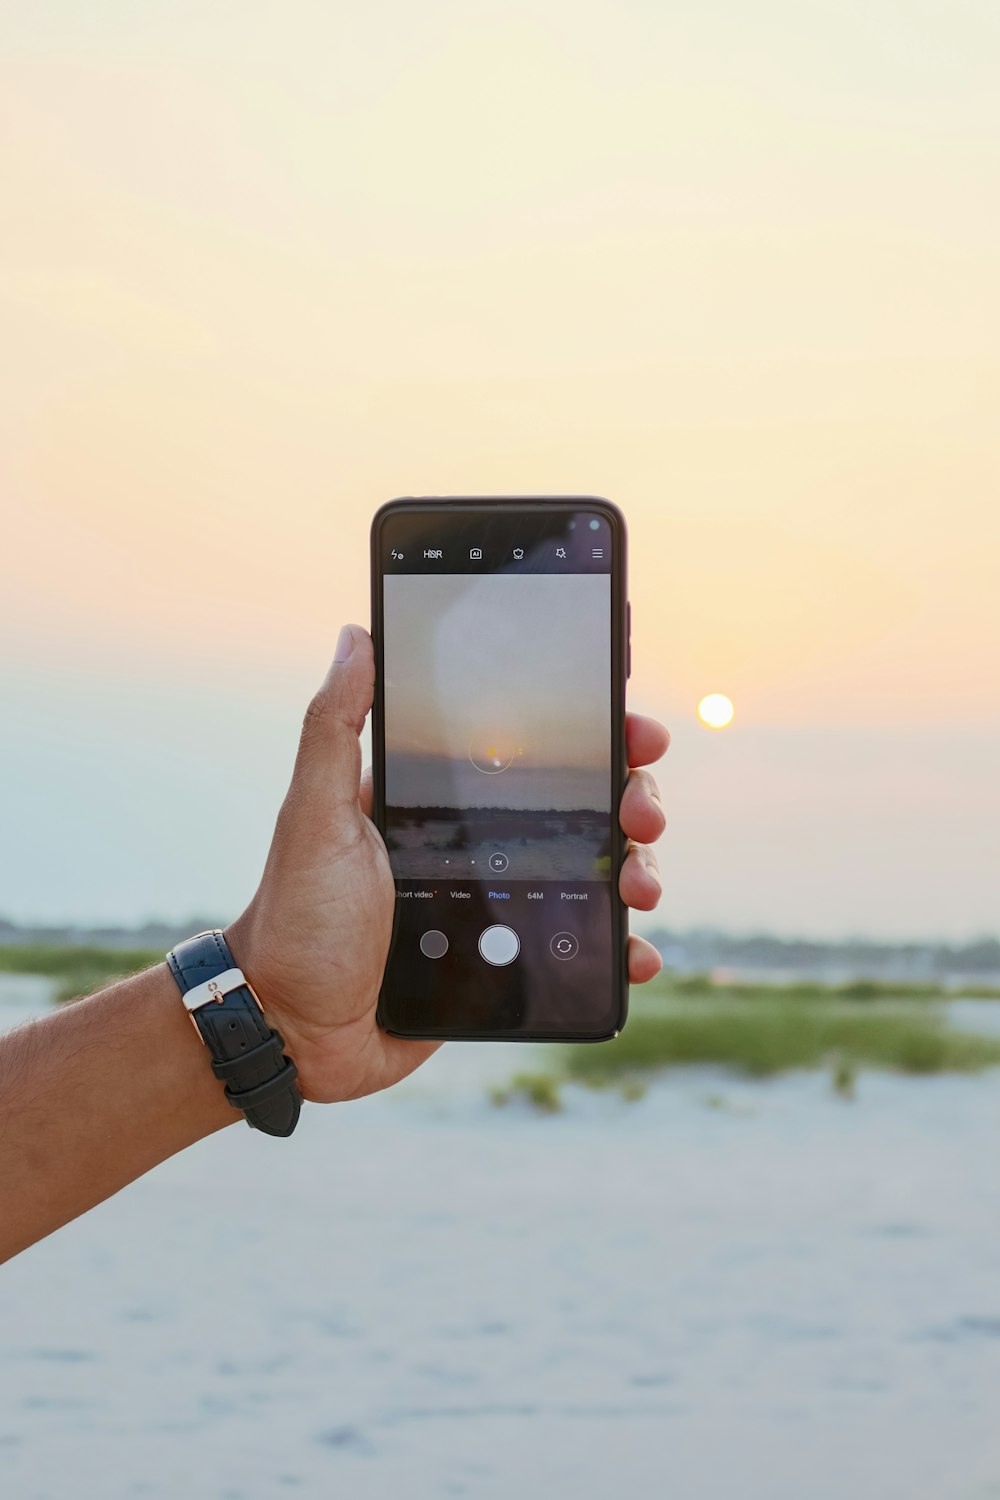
626, 601, 632, 678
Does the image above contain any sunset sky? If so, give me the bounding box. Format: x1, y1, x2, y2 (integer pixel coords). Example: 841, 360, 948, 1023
1, 1, 997, 937
384, 572, 611, 809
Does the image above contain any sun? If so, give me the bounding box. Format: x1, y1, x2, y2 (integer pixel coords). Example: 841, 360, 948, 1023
697, 693, 735, 730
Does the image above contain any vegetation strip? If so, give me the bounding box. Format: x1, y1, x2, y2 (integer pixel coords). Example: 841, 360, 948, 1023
3, 950, 1000, 1098
492, 976, 1000, 1112
0, 945, 164, 1005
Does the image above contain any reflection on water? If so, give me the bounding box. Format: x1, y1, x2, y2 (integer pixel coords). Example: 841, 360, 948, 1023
0, 974, 57, 1008
2, 981, 1000, 1499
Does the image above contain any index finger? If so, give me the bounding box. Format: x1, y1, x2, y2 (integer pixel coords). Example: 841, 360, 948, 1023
626, 712, 670, 768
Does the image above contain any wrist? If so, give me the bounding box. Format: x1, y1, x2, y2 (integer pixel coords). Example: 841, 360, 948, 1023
149, 963, 239, 1137
221, 910, 287, 1034
221, 913, 315, 1086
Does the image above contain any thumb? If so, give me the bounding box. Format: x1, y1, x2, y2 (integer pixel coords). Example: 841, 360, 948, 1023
295, 624, 375, 806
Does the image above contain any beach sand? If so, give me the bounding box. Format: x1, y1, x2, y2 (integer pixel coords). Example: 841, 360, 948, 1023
2, 978, 1000, 1499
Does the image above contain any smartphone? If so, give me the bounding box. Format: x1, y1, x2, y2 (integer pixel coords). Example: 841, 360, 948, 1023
371, 496, 629, 1042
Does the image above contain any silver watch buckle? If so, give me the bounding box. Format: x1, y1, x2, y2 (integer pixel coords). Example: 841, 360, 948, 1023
182, 968, 265, 1040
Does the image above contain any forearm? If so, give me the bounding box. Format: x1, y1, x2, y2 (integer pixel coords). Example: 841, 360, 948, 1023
0, 963, 235, 1262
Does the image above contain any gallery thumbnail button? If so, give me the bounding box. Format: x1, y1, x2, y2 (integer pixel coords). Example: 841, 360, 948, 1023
549, 932, 580, 961
478, 925, 520, 966
419, 930, 449, 959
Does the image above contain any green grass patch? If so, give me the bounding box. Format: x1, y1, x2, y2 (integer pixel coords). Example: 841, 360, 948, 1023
562, 1000, 1000, 1085
493, 979, 1000, 1108
0, 944, 163, 1004
491, 1072, 564, 1113
659, 972, 985, 1002
490, 1069, 651, 1113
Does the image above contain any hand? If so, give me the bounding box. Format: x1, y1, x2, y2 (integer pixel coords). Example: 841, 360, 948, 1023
226, 624, 670, 1104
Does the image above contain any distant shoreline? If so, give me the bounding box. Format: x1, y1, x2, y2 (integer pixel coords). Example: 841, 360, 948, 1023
0, 918, 997, 985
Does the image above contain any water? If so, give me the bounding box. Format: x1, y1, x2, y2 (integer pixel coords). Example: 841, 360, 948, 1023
2, 979, 1000, 1498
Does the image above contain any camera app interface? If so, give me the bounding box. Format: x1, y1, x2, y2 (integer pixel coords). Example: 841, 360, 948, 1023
379, 507, 619, 1037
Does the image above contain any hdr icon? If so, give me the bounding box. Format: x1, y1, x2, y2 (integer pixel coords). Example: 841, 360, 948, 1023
424, 549, 443, 559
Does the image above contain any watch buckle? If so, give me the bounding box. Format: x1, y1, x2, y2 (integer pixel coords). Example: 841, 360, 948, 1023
185, 968, 265, 1035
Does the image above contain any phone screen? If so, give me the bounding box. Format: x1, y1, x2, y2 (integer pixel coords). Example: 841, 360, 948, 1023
373, 500, 627, 1040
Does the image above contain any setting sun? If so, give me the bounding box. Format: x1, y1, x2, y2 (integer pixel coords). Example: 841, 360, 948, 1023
697, 693, 735, 730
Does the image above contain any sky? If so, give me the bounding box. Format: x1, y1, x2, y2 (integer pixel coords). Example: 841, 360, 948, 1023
1, 1, 997, 938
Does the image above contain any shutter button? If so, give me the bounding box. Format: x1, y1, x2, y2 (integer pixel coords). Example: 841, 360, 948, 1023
478, 925, 520, 966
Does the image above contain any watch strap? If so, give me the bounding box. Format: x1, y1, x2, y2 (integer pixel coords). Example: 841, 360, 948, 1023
166, 930, 301, 1137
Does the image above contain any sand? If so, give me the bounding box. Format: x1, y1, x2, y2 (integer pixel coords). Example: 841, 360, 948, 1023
2, 977, 1000, 1499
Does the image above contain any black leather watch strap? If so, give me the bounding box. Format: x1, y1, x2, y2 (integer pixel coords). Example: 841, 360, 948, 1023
166, 930, 301, 1137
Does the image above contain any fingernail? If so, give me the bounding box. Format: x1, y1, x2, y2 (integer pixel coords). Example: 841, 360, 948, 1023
334, 625, 356, 663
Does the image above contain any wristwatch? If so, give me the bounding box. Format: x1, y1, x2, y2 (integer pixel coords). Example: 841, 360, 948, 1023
166, 930, 302, 1137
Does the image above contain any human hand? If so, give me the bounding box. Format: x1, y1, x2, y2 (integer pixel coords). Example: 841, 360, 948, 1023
226, 624, 669, 1104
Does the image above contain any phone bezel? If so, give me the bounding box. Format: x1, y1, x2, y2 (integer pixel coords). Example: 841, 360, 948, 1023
370, 495, 629, 1043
